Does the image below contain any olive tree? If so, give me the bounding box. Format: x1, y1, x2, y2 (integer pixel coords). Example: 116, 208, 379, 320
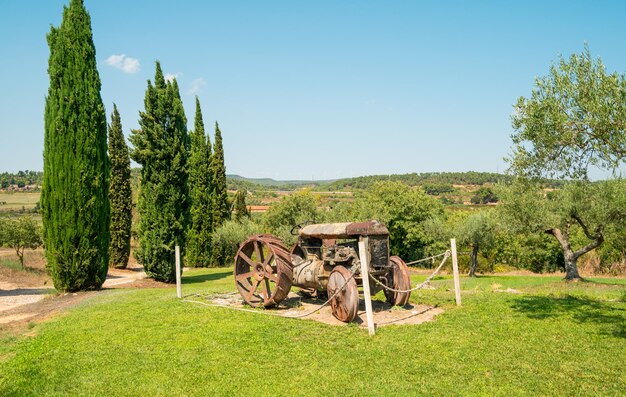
499, 180, 626, 280
509, 45, 626, 180
455, 210, 497, 277
507, 46, 626, 280
0, 217, 43, 269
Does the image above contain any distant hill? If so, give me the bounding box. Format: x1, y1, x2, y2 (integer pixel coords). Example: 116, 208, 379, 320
323, 172, 515, 191
226, 174, 335, 191
227, 174, 328, 187
0, 169, 564, 193
226, 171, 565, 192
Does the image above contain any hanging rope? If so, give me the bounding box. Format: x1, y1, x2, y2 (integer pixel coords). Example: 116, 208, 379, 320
404, 251, 448, 266
183, 267, 358, 319
369, 250, 450, 293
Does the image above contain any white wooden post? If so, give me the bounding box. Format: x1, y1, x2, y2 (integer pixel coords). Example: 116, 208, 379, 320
450, 238, 461, 306
358, 238, 376, 336
175, 245, 182, 299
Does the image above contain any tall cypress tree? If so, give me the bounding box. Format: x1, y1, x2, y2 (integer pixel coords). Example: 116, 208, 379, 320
108, 104, 132, 269
211, 122, 230, 230
233, 189, 250, 221
186, 97, 213, 267
130, 62, 190, 282
42, 0, 110, 291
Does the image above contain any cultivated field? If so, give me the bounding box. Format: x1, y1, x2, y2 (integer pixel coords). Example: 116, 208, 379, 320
0, 192, 39, 212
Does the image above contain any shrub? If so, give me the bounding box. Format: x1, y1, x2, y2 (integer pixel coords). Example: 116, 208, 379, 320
210, 219, 262, 267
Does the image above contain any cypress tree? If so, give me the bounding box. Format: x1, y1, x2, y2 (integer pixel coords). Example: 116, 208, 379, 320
233, 189, 250, 221
211, 122, 230, 230
42, 0, 110, 291
108, 104, 132, 269
186, 97, 213, 267
129, 62, 190, 282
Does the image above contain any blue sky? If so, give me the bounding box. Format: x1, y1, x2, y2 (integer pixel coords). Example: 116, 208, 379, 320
1, 1, 625, 180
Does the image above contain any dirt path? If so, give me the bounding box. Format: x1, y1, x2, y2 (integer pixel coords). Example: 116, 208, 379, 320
0, 258, 163, 335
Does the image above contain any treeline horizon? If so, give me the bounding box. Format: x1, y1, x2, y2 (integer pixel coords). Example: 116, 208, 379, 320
1, 169, 568, 192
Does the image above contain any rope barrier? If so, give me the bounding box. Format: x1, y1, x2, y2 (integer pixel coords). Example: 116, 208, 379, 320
369, 251, 450, 293
183, 267, 358, 319
404, 251, 448, 266
183, 248, 452, 322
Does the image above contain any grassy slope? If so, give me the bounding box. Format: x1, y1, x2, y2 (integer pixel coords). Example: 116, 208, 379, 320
0, 270, 624, 397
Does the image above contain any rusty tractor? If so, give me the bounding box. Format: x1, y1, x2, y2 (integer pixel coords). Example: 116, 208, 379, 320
233, 220, 411, 322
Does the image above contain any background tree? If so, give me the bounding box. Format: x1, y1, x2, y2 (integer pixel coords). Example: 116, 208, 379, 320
470, 187, 498, 204
108, 104, 132, 269
500, 180, 626, 280
210, 122, 229, 230
455, 210, 497, 276
507, 46, 626, 280
263, 190, 321, 245
349, 181, 444, 262
186, 97, 213, 267
0, 217, 42, 269
130, 62, 190, 282
232, 189, 250, 221
42, 0, 110, 291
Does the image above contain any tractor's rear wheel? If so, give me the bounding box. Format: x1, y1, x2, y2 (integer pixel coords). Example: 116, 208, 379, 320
234, 234, 293, 308
384, 256, 411, 306
327, 265, 358, 322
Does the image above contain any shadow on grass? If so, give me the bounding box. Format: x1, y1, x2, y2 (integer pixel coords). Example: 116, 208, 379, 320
182, 271, 231, 285
511, 295, 625, 339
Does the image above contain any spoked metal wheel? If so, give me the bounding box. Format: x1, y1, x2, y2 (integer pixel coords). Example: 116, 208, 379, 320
384, 256, 411, 306
234, 234, 293, 308
327, 265, 358, 322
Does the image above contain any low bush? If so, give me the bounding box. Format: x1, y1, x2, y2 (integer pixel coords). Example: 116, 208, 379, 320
210, 219, 262, 266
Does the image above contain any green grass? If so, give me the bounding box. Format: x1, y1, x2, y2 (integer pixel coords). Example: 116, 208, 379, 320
0, 257, 22, 270
0, 269, 624, 396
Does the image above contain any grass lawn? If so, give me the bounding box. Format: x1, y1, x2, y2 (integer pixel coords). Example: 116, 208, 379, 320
0, 269, 624, 396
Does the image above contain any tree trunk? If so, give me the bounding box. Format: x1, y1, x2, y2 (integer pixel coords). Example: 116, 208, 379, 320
564, 254, 581, 280
16, 246, 25, 269
468, 244, 479, 277
546, 221, 603, 281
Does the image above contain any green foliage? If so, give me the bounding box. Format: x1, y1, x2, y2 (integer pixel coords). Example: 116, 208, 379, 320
0, 171, 43, 190
108, 105, 132, 269
470, 186, 498, 204
499, 180, 626, 239
187, 97, 213, 267
324, 171, 551, 191
456, 210, 497, 273
498, 179, 626, 278
349, 181, 444, 261
509, 45, 626, 180
0, 216, 42, 268
262, 190, 321, 246
210, 122, 229, 230
423, 183, 455, 195
210, 219, 262, 266
42, 0, 110, 291
130, 63, 190, 282
232, 189, 250, 221
489, 224, 564, 274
